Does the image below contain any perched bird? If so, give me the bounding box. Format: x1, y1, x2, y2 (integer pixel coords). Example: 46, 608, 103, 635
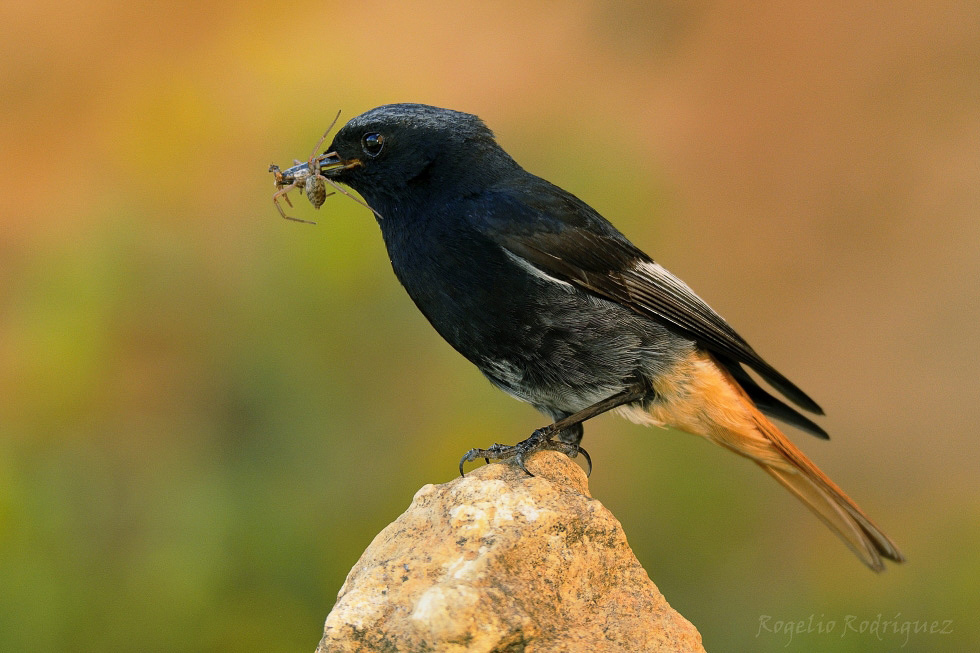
309, 103, 904, 571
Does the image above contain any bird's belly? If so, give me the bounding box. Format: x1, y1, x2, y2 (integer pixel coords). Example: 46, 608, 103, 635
385, 225, 693, 414
410, 271, 691, 414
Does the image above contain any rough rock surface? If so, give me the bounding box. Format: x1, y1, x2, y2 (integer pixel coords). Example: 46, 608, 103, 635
317, 451, 705, 653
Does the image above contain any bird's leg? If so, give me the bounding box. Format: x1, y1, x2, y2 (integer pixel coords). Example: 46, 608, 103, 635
555, 422, 584, 447
459, 380, 650, 477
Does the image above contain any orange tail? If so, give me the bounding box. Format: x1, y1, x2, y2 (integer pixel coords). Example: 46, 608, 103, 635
747, 410, 905, 571
625, 350, 905, 571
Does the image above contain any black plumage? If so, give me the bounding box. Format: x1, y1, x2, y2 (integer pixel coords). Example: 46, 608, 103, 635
306, 103, 902, 570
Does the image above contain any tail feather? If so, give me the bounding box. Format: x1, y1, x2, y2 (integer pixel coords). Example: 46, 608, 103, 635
748, 411, 906, 570
638, 349, 905, 571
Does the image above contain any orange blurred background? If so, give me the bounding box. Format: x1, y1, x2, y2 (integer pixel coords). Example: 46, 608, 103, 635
1, 2, 977, 651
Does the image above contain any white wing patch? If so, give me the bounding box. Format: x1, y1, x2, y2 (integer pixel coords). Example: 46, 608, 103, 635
632, 260, 711, 307
502, 248, 576, 292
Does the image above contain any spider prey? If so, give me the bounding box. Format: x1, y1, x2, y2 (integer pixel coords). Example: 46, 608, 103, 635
268, 111, 377, 224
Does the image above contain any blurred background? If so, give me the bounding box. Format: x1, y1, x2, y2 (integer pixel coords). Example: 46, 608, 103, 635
1, 1, 977, 651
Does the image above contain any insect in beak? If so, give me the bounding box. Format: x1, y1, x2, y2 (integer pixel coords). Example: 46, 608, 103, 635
269, 110, 347, 224
268, 111, 381, 223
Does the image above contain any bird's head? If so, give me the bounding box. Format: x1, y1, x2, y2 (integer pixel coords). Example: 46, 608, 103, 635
319, 104, 518, 214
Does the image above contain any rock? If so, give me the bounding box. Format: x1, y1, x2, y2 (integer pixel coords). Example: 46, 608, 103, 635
317, 450, 705, 653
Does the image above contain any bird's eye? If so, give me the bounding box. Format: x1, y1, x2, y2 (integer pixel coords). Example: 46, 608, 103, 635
361, 132, 384, 157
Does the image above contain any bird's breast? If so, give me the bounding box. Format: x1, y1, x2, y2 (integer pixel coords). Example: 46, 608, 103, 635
378, 212, 685, 413
383, 215, 546, 358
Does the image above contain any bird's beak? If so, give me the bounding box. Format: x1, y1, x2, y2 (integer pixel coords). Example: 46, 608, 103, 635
273, 152, 360, 184
318, 152, 361, 178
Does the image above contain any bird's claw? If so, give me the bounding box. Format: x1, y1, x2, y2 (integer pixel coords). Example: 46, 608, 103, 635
458, 427, 593, 478
458, 443, 514, 477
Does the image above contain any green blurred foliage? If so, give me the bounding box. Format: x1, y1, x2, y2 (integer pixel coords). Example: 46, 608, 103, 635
1, 2, 978, 651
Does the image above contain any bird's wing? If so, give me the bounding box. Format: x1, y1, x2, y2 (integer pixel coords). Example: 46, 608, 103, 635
475, 184, 824, 417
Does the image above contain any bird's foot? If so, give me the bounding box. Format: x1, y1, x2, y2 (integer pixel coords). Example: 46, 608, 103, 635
458, 426, 592, 477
